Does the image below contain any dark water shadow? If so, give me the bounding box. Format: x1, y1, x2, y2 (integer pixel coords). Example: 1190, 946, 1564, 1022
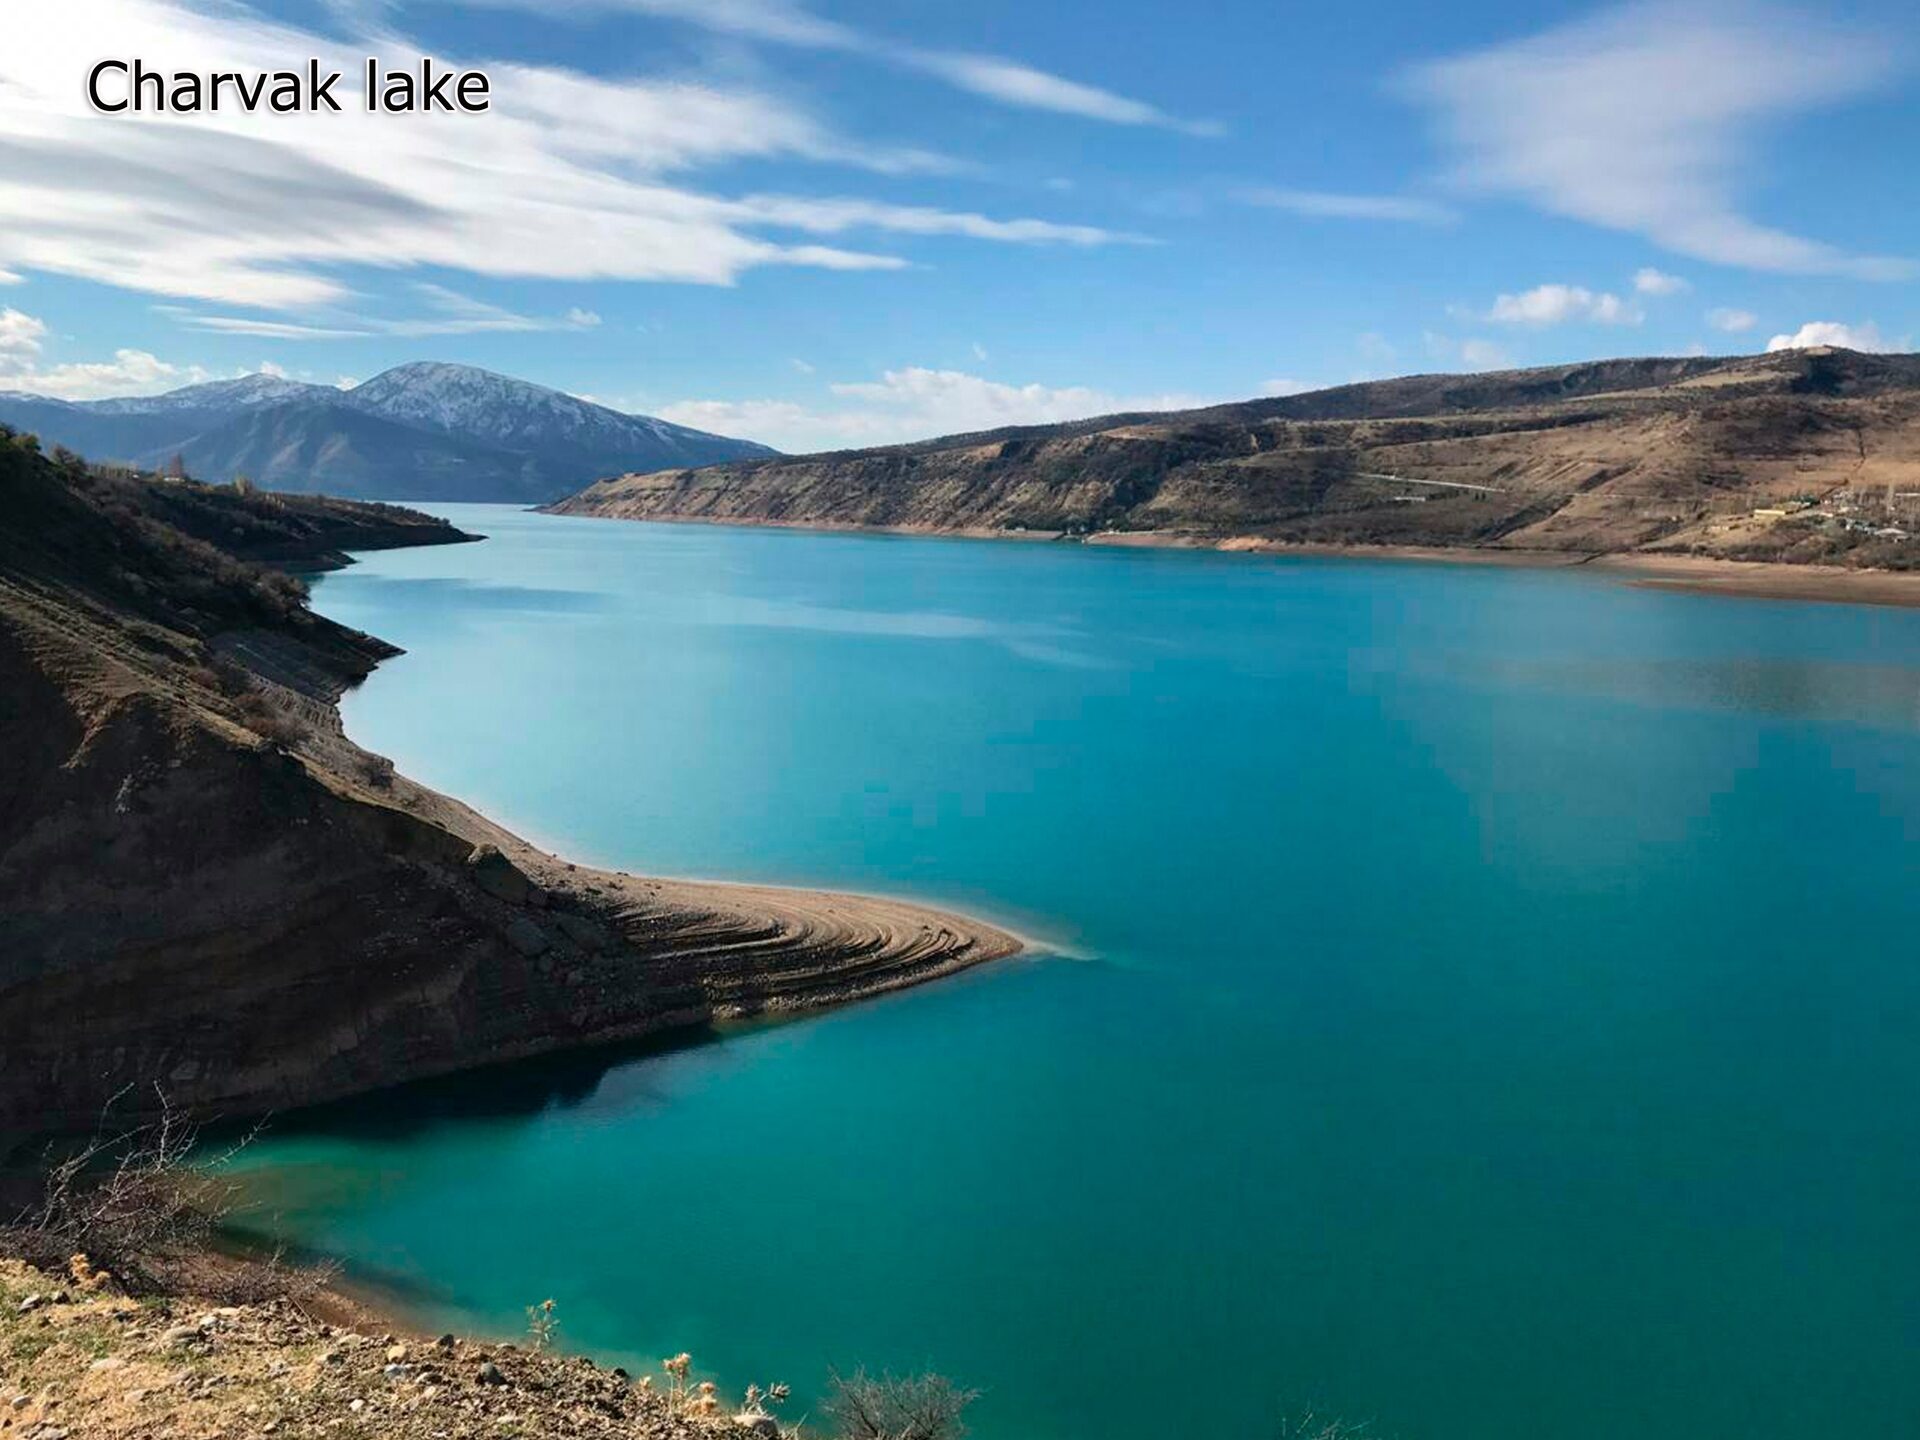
205, 1020, 734, 1152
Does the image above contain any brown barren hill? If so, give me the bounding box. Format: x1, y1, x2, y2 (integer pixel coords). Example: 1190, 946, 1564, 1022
549, 348, 1920, 577
0, 440, 1018, 1151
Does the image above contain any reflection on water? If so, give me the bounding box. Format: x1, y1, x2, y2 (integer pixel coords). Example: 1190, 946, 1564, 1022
1465, 654, 1920, 728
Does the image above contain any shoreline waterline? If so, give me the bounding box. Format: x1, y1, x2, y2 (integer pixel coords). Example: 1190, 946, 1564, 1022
527, 502, 1920, 609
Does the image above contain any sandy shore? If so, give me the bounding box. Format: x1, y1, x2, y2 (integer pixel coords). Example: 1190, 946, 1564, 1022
1084, 531, 1920, 607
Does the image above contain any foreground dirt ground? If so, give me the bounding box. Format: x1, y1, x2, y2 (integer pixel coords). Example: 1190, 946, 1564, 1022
0, 1259, 773, 1440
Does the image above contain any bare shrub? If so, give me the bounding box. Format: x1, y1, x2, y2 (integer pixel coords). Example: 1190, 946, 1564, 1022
6, 1089, 251, 1294
234, 689, 310, 747
1278, 1410, 1372, 1439
823, 1369, 978, 1440
526, 1297, 559, 1352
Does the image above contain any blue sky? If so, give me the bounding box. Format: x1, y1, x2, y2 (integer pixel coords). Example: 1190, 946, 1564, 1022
3, 0, 1917, 448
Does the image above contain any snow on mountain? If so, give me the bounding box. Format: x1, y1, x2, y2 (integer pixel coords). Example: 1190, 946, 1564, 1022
342, 361, 771, 465
81, 374, 339, 415
0, 362, 776, 501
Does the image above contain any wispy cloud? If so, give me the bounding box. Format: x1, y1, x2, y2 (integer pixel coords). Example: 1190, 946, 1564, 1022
1239, 187, 1456, 224
1706, 307, 1758, 333
442, 0, 1219, 133
1633, 267, 1688, 295
0, 0, 1139, 309
1404, 1, 1911, 279
166, 285, 613, 340
1424, 331, 1516, 371
659, 366, 1216, 452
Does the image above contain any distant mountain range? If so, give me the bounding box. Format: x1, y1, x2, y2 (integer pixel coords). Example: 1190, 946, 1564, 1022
550, 347, 1920, 570
0, 362, 776, 503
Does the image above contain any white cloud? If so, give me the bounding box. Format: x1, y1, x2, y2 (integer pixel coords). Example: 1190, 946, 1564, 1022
445, 0, 1216, 133
902, 52, 1220, 135
177, 316, 373, 340
0, 325, 213, 400
1765, 320, 1892, 352
1239, 187, 1456, 224
1483, 284, 1642, 326
1633, 267, 1688, 295
256, 360, 289, 378
1707, 307, 1758, 333
1406, 1, 1911, 278
971, 342, 989, 362
171, 287, 611, 339
658, 366, 1216, 452
789, 358, 816, 375
0, 308, 48, 357
0, 0, 1137, 309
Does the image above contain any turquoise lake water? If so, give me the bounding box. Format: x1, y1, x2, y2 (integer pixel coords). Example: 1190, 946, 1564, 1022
232, 505, 1920, 1440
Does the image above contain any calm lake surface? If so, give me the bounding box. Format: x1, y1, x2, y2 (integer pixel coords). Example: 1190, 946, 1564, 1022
233, 506, 1920, 1440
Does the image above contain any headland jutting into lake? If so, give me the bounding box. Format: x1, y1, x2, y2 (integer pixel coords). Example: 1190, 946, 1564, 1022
0, 437, 1017, 1154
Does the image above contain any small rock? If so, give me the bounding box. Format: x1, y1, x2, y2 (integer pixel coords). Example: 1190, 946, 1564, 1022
505, 916, 551, 957
476, 1362, 506, 1387
87, 1358, 125, 1373
385, 1343, 409, 1362
435, 1333, 457, 1351
734, 1415, 781, 1438
348, 1397, 365, 1413
10, 1394, 30, 1411
383, 1364, 412, 1380
17, 1294, 44, 1314
321, 1348, 345, 1366
160, 1326, 203, 1347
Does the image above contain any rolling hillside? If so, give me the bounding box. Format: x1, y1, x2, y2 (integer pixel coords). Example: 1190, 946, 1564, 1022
551, 348, 1920, 568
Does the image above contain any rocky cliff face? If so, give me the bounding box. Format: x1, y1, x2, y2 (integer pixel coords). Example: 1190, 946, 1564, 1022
550, 349, 1920, 567
0, 442, 1015, 1151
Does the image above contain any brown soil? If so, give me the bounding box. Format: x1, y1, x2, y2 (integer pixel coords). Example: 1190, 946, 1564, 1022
0, 1256, 767, 1439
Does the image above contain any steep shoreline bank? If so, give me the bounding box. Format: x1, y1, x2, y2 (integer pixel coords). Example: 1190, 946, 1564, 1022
0, 450, 1019, 1152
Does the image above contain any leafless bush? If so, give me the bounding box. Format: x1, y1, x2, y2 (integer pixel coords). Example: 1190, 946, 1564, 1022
234, 689, 311, 747
823, 1369, 978, 1440
6, 1089, 252, 1293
